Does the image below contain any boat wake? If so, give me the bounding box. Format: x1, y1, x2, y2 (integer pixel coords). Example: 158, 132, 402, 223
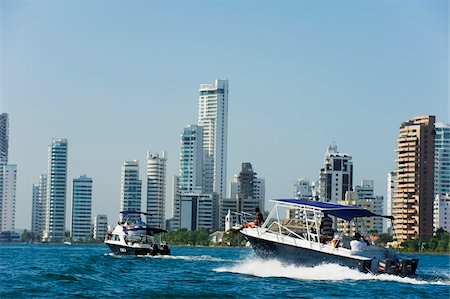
214, 257, 449, 285
104, 253, 225, 262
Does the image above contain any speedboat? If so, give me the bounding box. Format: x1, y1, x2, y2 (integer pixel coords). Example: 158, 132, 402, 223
234, 199, 418, 277
105, 211, 171, 256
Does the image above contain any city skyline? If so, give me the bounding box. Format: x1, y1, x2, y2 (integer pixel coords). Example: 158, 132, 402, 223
2, 0, 449, 229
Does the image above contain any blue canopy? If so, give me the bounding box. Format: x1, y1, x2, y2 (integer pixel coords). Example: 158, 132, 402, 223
272, 198, 393, 221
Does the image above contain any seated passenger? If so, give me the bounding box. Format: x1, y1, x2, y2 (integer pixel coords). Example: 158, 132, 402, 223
350, 232, 367, 251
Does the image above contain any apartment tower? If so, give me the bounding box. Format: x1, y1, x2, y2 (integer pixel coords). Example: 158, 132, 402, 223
120, 160, 141, 220
146, 151, 167, 228
71, 175, 93, 241
43, 138, 68, 242
394, 116, 435, 241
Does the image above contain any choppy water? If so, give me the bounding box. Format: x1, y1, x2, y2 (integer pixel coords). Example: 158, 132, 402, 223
0, 244, 449, 298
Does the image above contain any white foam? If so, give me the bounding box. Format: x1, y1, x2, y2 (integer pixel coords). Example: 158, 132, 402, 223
214, 258, 448, 286
105, 253, 224, 262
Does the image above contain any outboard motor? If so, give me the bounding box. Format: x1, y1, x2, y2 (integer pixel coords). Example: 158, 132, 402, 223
150, 244, 159, 256
160, 244, 171, 255
377, 258, 419, 276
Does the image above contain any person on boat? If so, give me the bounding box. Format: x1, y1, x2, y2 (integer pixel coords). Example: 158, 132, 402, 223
254, 207, 264, 226
320, 213, 333, 243
350, 232, 367, 251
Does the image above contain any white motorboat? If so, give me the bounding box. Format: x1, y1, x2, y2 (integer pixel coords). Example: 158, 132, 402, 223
233, 199, 418, 277
105, 211, 171, 256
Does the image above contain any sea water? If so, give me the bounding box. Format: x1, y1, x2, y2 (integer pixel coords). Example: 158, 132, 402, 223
0, 244, 448, 298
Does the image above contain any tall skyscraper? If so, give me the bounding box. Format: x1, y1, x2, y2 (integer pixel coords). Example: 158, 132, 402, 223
93, 214, 108, 241
31, 174, 47, 240
198, 79, 228, 198
394, 116, 435, 242
355, 180, 384, 234
386, 171, 397, 233
43, 138, 68, 242
434, 123, 450, 197
31, 184, 40, 238
0, 164, 17, 232
0, 113, 8, 164
146, 151, 167, 228
179, 125, 204, 193
71, 175, 93, 241
319, 144, 353, 203
120, 160, 141, 220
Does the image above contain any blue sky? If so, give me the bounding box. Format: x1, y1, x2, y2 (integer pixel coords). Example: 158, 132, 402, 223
1, 0, 448, 229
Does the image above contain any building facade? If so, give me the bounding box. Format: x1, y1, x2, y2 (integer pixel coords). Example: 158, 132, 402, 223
179, 193, 214, 231
319, 144, 353, 203
0, 113, 8, 164
93, 214, 108, 241
43, 138, 68, 242
0, 164, 17, 232
394, 116, 435, 241
354, 180, 384, 234
294, 177, 313, 199
146, 151, 167, 228
198, 79, 228, 198
337, 191, 374, 236
433, 194, 450, 233
179, 125, 204, 193
386, 172, 397, 233
71, 175, 93, 241
434, 123, 450, 197
120, 160, 142, 220
31, 174, 47, 240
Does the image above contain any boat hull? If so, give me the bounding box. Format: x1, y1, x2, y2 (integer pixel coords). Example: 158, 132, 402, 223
106, 243, 156, 256
244, 234, 372, 272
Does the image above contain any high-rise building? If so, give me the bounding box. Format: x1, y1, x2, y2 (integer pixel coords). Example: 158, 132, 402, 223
71, 175, 93, 241
386, 172, 397, 233
31, 174, 47, 240
43, 138, 68, 242
394, 116, 435, 242
319, 144, 353, 203
120, 160, 141, 220
31, 184, 40, 238
93, 214, 108, 241
0, 164, 17, 232
222, 163, 265, 228
146, 151, 167, 228
179, 125, 204, 193
355, 180, 384, 234
434, 123, 450, 197
294, 178, 313, 199
0, 113, 8, 164
198, 79, 228, 198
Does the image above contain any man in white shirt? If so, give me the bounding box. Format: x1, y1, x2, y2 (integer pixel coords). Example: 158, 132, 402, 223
350, 232, 367, 251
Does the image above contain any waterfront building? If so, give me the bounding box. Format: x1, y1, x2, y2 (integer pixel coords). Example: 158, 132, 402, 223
43, 138, 68, 242
386, 172, 397, 233
31, 174, 47, 240
93, 214, 108, 241
71, 175, 93, 241
0, 113, 8, 164
294, 177, 313, 199
0, 163, 17, 232
120, 160, 142, 221
355, 180, 384, 234
179, 125, 204, 193
434, 123, 450, 197
319, 144, 353, 203
337, 191, 374, 236
179, 193, 215, 231
198, 79, 228, 198
146, 151, 167, 228
433, 194, 450, 232
394, 116, 435, 241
